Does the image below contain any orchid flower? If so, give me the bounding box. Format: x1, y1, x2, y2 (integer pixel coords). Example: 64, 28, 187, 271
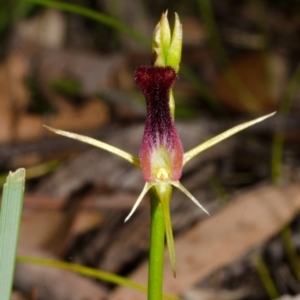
44, 11, 275, 276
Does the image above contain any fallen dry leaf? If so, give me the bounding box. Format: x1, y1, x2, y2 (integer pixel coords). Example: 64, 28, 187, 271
0, 52, 29, 143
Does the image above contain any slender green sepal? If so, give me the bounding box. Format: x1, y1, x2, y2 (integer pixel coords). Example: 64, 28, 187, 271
183, 112, 276, 166
44, 125, 140, 168
124, 183, 154, 222
0, 169, 26, 300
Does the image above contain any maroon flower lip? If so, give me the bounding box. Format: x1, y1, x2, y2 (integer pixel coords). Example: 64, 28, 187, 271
135, 66, 183, 182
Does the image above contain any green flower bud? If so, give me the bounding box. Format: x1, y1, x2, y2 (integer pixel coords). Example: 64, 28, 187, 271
152, 11, 182, 72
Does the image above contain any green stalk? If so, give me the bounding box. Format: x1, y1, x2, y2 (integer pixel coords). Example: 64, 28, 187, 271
148, 191, 165, 300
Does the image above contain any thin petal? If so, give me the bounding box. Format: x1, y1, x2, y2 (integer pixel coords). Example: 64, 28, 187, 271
183, 112, 276, 166
160, 10, 171, 62
172, 181, 209, 215
124, 182, 154, 222
44, 125, 140, 168
160, 194, 177, 277
167, 12, 182, 72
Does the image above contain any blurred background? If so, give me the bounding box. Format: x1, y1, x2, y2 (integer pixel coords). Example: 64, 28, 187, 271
1, 0, 300, 299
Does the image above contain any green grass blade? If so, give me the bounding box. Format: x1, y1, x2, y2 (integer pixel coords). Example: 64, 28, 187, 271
180, 65, 226, 115
23, 0, 149, 47
17, 256, 182, 300
0, 169, 26, 300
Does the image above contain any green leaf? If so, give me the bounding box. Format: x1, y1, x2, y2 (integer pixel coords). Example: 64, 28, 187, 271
0, 169, 26, 300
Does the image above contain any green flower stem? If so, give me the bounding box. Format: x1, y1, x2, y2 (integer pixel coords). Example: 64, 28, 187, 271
148, 191, 165, 300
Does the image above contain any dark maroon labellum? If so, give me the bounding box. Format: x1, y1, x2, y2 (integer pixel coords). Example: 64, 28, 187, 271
135, 66, 183, 182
